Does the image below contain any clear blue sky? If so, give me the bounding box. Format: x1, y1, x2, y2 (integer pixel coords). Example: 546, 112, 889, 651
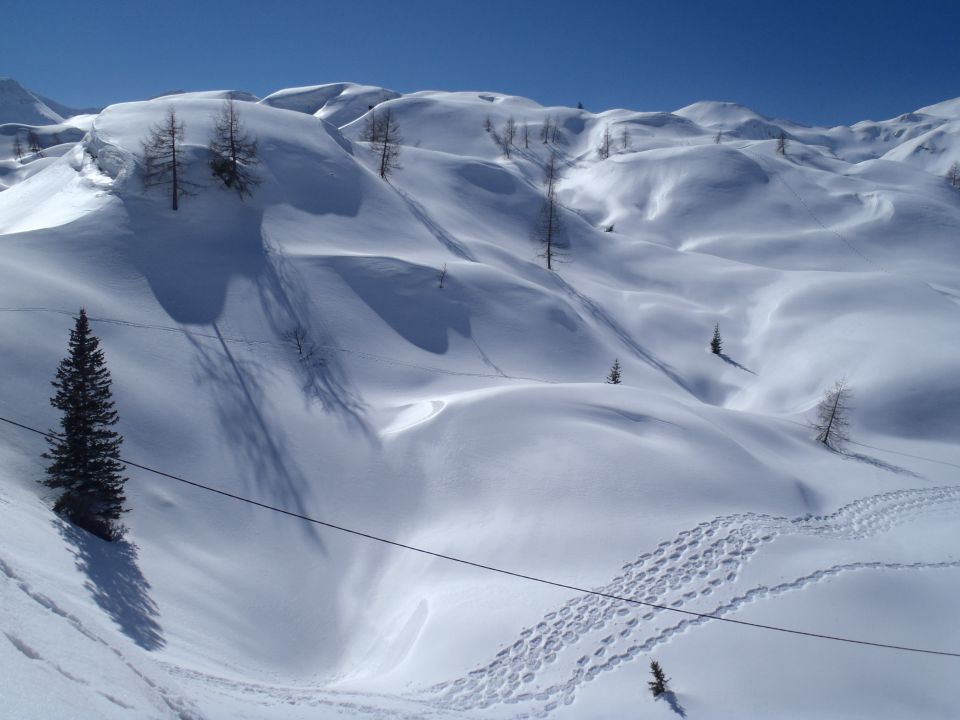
5, 0, 959, 126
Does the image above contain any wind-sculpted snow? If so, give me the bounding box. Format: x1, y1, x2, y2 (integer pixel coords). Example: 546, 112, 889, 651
260, 82, 400, 127
426, 486, 960, 717
1, 81, 960, 719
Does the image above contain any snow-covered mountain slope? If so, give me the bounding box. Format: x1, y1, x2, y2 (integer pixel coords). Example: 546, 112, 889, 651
1, 82, 960, 719
0, 77, 65, 125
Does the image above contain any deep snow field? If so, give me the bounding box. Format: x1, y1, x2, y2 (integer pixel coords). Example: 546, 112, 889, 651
1, 79, 959, 719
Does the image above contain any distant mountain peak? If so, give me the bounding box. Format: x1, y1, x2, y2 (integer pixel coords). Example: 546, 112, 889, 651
0, 77, 63, 125
0, 77, 100, 126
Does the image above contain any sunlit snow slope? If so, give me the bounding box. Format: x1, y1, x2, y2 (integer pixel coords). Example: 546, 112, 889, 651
1, 82, 959, 719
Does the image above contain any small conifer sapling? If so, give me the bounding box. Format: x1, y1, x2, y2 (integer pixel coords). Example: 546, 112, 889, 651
606, 358, 622, 384
710, 324, 722, 354
648, 659, 670, 698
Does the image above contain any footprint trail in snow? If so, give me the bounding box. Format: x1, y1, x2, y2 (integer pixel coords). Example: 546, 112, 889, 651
424, 486, 960, 717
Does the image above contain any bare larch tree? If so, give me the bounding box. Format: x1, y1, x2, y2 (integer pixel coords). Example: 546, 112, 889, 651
540, 116, 552, 144
502, 117, 516, 156
812, 379, 852, 449
12, 134, 24, 162
209, 99, 260, 197
597, 125, 612, 159
534, 152, 564, 270
491, 117, 517, 158
620, 126, 630, 151
372, 107, 401, 179
776, 129, 788, 156
946, 161, 960, 188
142, 108, 187, 210
504, 117, 516, 146
360, 108, 381, 143
27, 129, 43, 157
522, 122, 530, 148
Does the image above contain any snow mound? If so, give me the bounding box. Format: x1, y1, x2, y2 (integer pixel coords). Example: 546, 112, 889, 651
150, 89, 260, 103
916, 96, 960, 119
260, 82, 400, 126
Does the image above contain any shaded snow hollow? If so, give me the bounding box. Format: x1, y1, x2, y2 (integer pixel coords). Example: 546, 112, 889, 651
1, 82, 959, 719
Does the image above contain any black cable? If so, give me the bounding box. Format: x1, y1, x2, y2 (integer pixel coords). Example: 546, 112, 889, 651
2, 412, 958, 659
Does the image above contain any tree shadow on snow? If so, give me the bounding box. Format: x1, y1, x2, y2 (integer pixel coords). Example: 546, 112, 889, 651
256, 242, 373, 439
124, 195, 268, 326
717, 352, 756, 375
59, 523, 165, 651
660, 690, 688, 718
185, 328, 328, 549
327, 256, 471, 356
838, 448, 921, 478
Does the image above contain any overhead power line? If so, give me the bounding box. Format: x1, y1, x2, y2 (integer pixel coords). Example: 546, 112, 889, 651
1, 412, 958, 659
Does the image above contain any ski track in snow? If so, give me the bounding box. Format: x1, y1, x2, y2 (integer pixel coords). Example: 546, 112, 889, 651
0, 555, 202, 720
548, 275, 696, 397
391, 184, 478, 262
423, 485, 960, 718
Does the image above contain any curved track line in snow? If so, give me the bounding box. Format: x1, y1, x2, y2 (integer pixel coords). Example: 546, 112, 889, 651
391, 185, 478, 262
0, 307, 558, 385
0, 555, 201, 720
546, 276, 697, 398
426, 485, 960, 716
163, 665, 465, 720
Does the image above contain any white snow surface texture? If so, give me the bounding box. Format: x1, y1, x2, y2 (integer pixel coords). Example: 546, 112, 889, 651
1, 82, 959, 719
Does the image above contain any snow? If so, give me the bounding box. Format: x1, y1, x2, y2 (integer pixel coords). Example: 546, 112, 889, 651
1, 79, 959, 719
260, 82, 401, 127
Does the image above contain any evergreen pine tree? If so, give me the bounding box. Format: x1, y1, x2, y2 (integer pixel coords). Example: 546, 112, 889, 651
606, 358, 622, 384
710, 324, 722, 354
42, 309, 128, 541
